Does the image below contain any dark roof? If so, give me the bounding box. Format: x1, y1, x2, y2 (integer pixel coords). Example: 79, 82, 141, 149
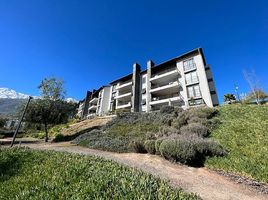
141, 47, 205, 74
109, 73, 133, 84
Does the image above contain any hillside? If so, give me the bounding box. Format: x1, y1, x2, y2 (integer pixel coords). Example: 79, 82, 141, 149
206, 104, 268, 183
0, 98, 26, 117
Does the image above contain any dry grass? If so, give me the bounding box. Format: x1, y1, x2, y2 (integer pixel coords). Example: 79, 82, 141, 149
60, 116, 114, 136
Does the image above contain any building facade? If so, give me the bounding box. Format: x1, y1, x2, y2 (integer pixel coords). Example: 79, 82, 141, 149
77, 48, 219, 119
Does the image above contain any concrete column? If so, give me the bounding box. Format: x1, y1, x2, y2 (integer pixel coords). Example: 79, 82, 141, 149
132, 63, 141, 112
82, 91, 92, 119
146, 60, 154, 112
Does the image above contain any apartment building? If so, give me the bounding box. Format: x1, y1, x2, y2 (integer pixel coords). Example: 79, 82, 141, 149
77, 48, 219, 118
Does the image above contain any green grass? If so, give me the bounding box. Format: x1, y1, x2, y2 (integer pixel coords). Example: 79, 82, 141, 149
0, 147, 199, 200
206, 104, 268, 183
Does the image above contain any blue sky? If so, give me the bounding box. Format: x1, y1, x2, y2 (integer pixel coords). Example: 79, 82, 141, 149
0, 0, 267, 102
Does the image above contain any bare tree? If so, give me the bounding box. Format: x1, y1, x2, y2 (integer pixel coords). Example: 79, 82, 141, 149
243, 69, 262, 105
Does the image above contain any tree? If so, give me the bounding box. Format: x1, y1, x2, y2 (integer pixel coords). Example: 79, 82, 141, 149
244, 90, 268, 104
243, 69, 263, 105
0, 117, 7, 128
24, 77, 77, 142
24, 99, 77, 142
223, 93, 236, 104
38, 77, 66, 100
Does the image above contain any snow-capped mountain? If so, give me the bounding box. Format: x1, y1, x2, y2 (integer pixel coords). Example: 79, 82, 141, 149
0, 87, 30, 99
66, 97, 78, 103
0, 87, 78, 102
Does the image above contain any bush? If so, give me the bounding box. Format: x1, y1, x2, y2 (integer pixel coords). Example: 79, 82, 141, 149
53, 133, 65, 142
186, 107, 218, 119
194, 139, 227, 157
187, 117, 208, 125
128, 140, 147, 153
144, 140, 156, 154
155, 139, 164, 155
159, 138, 197, 164
172, 112, 187, 129
180, 123, 209, 137
160, 105, 174, 114
158, 134, 227, 166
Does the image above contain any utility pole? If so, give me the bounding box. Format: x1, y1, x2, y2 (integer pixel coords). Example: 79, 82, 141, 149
11, 96, 33, 147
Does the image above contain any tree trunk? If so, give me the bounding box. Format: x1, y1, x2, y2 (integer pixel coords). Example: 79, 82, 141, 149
44, 122, 48, 142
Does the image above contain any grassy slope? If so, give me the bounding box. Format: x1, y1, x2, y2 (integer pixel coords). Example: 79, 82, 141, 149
0, 148, 199, 200
206, 104, 268, 183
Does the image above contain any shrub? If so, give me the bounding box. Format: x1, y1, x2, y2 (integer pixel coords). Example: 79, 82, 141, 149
186, 107, 218, 119
53, 133, 65, 142
172, 112, 187, 129
159, 126, 179, 136
194, 139, 227, 157
115, 108, 131, 116
159, 138, 197, 164
144, 140, 156, 154
187, 117, 208, 125
180, 123, 209, 137
160, 105, 174, 114
128, 140, 147, 153
155, 139, 164, 155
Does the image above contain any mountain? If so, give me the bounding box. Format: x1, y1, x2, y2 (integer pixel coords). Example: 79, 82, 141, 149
0, 88, 30, 99
0, 87, 78, 117
0, 98, 26, 117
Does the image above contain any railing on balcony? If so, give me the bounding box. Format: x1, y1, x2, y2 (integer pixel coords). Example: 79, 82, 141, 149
115, 92, 132, 99
89, 97, 98, 104
116, 81, 133, 90
116, 102, 131, 109
151, 67, 178, 78
150, 94, 182, 105
88, 105, 97, 111
150, 81, 181, 93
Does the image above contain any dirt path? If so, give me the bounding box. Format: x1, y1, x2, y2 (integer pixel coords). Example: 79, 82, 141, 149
23, 142, 267, 200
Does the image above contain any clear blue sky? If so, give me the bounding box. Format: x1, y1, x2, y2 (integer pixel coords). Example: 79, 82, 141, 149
0, 0, 267, 102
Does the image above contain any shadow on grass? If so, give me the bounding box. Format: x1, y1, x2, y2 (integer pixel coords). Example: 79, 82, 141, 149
0, 153, 23, 182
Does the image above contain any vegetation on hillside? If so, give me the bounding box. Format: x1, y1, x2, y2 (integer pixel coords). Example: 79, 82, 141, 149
206, 104, 268, 183
0, 148, 199, 200
73, 106, 226, 166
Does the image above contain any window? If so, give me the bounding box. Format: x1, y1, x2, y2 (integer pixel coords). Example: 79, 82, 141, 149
183, 58, 196, 71
185, 71, 198, 85
187, 85, 201, 98
189, 99, 203, 106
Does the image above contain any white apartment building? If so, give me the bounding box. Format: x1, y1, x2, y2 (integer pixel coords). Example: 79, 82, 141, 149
77, 48, 219, 119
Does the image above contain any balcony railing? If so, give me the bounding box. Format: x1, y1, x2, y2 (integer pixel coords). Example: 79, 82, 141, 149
88, 105, 97, 111
116, 102, 131, 109
150, 95, 182, 105
115, 92, 132, 99
150, 68, 179, 82
150, 81, 180, 93
116, 81, 132, 90
89, 97, 98, 104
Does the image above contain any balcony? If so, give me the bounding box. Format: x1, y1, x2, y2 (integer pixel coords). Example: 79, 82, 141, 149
115, 92, 132, 100
116, 102, 131, 109
150, 81, 180, 94
116, 81, 132, 90
89, 97, 98, 104
150, 68, 179, 83
150, 95, 182, 106
88, 105, 97, 111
